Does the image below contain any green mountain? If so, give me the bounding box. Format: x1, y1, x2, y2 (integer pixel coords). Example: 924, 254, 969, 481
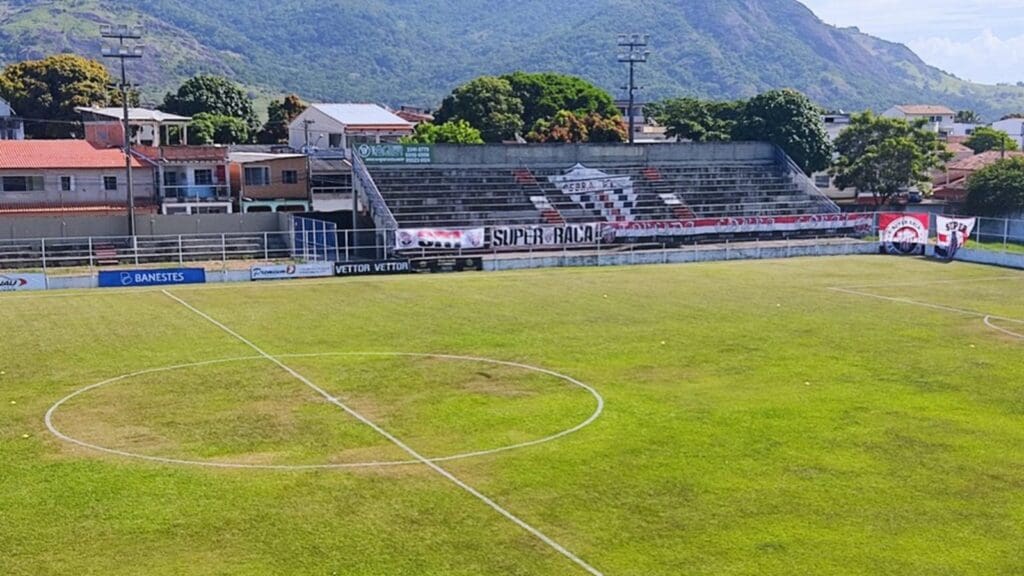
2, 0, 1023, 119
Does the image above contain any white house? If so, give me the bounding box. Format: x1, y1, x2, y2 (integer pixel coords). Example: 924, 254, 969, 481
0, 97, 24, 140
992, 117, 1024, 149
288, 104, 414, 152
882, 105, 955, 137
76, 106, 191, 148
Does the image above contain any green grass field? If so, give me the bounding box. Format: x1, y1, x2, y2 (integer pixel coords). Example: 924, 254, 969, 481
2, 256, 1023, 576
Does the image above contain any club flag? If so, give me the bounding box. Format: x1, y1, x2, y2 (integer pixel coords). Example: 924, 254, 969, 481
879, 213, 930, 256
935, 216, 976, 260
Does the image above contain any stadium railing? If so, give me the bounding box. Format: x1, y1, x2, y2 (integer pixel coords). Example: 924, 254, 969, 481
3, 212, 1022, 272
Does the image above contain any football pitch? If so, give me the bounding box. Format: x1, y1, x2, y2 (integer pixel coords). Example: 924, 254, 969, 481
2, 255, 1023, 575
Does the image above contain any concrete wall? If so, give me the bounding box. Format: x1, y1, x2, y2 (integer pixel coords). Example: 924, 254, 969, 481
425, 142, 777, 167
0, 212, 286, 239
486, 240, 879, 271
955, 247, 1024, 269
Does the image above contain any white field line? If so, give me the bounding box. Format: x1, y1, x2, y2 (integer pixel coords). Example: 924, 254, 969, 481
160, 289, 604, 576
984, 316, 1024, 339
834, 274, 1024, 290
43, 352, 604, 470
826, 286, 1024, 325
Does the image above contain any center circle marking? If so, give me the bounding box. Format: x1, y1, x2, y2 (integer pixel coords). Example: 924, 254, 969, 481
44, 352, 604, 471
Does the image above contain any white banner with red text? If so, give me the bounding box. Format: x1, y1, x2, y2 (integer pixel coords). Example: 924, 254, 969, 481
603, 214, 874, 239
395, 228, 487, 251
0, 272, 47, 292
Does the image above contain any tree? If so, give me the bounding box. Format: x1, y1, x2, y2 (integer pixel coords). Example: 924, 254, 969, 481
0, 54, 121, 139
258, 94, 307, 144
965, 157, 1024, 216
645, 97, 742, 142
161, 75, 259, 136
955, 110, 981, 124
400, 120, 483, 144
582, 113, 628, 143
526, 110, 590, 143
188, 113, 250, 145
501, 71, 619, 131
1000, 113, 1024, 121
433, 76, 524, 142
964, 126, 1019, 154
733, 89, 832, 174
830, 112, 950, 206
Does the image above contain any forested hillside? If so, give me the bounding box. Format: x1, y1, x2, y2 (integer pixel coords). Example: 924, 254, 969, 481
1, 0, 1023, 118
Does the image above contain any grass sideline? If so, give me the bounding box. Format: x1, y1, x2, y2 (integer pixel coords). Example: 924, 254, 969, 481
1, 256, 1023, 575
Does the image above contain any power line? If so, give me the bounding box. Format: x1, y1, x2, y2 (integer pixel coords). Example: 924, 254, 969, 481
101, 23, 144, 237
617, 33, 650, 145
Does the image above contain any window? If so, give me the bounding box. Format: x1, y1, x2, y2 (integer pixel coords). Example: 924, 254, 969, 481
1, 176, 44, 192
328, 133, 343, 148
244, 166, 270, 186
60, 176, 74, 192
103, 176, 118, 191
194, 169, 213, 185
282, 170, 299, 184
814, 174, 831, 188
163, 172, 178, 186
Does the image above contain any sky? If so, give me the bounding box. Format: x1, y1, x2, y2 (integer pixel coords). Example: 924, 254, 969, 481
800, 0, 1024, 85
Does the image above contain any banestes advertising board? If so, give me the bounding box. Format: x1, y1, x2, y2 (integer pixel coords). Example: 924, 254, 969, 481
0, 272, 47, 292
98, 268, 207, 288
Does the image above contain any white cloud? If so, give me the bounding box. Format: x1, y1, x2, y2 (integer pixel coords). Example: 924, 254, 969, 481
910, 30, 1024, 84
799, 0, 1024, 83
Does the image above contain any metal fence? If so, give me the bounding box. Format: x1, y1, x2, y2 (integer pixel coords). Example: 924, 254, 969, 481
2, 212, 1022, 272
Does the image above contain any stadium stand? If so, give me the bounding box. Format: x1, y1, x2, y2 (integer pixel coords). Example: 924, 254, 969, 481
359, 143, 839, 230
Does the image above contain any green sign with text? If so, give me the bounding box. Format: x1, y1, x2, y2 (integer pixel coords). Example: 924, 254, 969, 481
355, 144, 433, 164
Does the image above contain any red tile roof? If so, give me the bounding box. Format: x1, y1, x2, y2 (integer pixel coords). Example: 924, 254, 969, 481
946, 150, 1024, 172
0, 140, 145, 170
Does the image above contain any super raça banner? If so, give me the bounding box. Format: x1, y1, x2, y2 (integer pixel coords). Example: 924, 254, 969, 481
878, 213, 930, 255
935, 216, 976, 260
490, 224, 607, 249
605, 214, 874, 238
395, 228, 486, 251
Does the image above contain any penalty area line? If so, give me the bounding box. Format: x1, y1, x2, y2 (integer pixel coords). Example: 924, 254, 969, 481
159, 289, 604, 576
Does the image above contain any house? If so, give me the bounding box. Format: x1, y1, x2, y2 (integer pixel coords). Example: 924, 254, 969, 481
821, 112, 851, 142
933, 150, 1024, 203
76, 106, 191, 147
134, 145, 233, 215
394, 105, 434, 125
229, 152, 310, 213
992, 117, 1024, 149
0, 140, 154, 214
0, 98, 24, 141
308, 153, 354, 212
882, 105, 955, 137
287, 104, 414, 152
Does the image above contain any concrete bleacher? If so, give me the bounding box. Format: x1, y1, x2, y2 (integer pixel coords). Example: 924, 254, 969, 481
364, 143, 838, 229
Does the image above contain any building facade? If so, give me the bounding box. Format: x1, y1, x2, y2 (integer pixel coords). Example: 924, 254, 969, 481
0, 140, 154, 214
288, 104, 414, 152
229, 152, 311, 213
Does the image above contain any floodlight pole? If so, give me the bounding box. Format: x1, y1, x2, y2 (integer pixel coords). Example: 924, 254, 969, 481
617, 34, 650, 145
101, 25, 143, 237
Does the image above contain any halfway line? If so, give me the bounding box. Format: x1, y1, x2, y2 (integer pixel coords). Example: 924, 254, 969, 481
159, 289, 604, 576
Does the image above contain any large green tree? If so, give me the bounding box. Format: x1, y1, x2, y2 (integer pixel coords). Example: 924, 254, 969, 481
188, 113, 251, 145
400, 120, 484, 144
434, 72, 620, 143
258, 94, 307, 144
830, 112, 950, 206
161, 75, 259, 137
0, 54, 121, 139
964, 126, 1019, 154
965, 157, 1024, 216
433, 76, 524, 142
645, 98, 743, 142
955, 110, 981, 124
501, 71, 619, 131
733, 89, 832, 175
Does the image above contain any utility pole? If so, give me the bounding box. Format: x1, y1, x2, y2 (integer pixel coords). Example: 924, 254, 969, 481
100, 24, 144, 237
617, 34, 650, 145
302, 118, 315, 152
